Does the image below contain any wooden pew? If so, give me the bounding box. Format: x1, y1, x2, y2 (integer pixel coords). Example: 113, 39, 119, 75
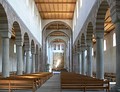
0, 72, 53, 92
104, 72, 116, 82
61, 72, 110, 92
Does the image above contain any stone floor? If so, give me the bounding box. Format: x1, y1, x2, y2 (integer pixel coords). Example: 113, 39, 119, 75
0, 73, 115, 92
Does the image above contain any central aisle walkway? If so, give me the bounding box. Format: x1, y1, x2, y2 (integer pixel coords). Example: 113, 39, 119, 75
36, 74, 61, 92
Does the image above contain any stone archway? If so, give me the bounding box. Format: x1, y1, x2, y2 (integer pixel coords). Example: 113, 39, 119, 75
42, 21, 73, 72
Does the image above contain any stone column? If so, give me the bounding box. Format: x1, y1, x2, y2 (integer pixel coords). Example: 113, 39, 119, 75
16, 44, 23, 75
31, 52, 35, 73
95, 32, 104, 79
23, 51, 26, 73
73, 53, 76, 72
77, 52, 80, 73
87, 42, 92, 77
35, 53, 38, 72
38, 49, 41, 72
2, 37, 10, 77
76, 52, 79, 73
26, 49, 31, 74
79, 52, 82, 74
81, 49, 86, 75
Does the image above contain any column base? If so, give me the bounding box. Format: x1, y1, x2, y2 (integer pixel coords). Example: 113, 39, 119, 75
111, 85, 120, 92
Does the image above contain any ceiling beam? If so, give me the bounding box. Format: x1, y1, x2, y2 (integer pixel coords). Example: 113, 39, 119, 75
43, 18, 72, 19
35, 2, 76, 4
39, 11, 74, 13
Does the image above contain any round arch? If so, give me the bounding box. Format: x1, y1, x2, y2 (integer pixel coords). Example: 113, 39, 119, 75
96, 1, 110, 32
0, 4, 8, 31
12, 21, 22, 44
86, 22, 94, 41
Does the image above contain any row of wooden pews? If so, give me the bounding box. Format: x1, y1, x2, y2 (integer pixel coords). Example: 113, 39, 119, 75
93, 72, 116, 82
0, 72, 53, 92
61, 72, 110, 92
104, 72, 116, 82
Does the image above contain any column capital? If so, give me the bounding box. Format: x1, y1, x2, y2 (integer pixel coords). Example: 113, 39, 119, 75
31, 51, 36, 54
77, 47, 81, 53
81, 46, 86, 51
86, 40, 92, 47
16, 41, 23, 46
0, 31, 11, 38
95, 31, 104, 39
25, 47, 30, 51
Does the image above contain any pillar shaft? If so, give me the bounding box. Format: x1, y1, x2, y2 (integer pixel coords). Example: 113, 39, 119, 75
35, 54, 38, 72
87, 45, 92, 77
16, 45, 23, 75
23, 52, 26, 73
2, 38, 10, 77
26, 50, 31, 74
115, 22, 120, 87
82, 50, 86, 75
79, 53, 82, 74
96, 35, 104, 79
32, 53, 35, 73
75, 53, 79, 73
77, 53, 80, 73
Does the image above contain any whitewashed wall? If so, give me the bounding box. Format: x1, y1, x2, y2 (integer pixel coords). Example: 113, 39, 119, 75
6, 0, 42, 44
73, 0, 96, 43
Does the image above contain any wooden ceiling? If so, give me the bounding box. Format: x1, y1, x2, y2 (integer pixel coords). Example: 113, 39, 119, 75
53, 39, 65, 43
104, 9, 115, 34
35, 0, 76, 19
50, 32, 66, 36
46, 23, 69, 30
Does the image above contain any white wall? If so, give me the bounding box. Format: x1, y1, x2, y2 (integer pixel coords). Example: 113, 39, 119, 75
73, 0, 96, 43
6, 0, 42, 44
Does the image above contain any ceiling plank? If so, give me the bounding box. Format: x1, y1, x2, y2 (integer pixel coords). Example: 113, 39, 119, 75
39, 11, 74, 13
35, 2, 76, 4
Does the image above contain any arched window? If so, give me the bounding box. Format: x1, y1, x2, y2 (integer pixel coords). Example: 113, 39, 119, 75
92, 48, 93, 56
80, 0, 83, 8
104, 40, 106, 51
14, 44, 16, 53
32, 2, 35, 17
26, 0, 29, 7
62, 44, 64, 50
54, 44, 56, 50
58, 44, 60, 50
76, 1, 79, 18
113, 33, 116, 47
85, 50, 87, 57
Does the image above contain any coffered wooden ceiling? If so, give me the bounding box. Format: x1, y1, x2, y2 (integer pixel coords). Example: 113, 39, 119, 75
50, 32, 66, 36
35, 0, 76, 19
104, 9, 115, 34
46, 23, 69, 30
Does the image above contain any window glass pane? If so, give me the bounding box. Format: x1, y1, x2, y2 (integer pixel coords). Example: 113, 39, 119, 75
104, 40, 106, 51
113, 33, 116, 47
14, 44, 16, 53
54, 44, 56, 50
58, 44, 60, 50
